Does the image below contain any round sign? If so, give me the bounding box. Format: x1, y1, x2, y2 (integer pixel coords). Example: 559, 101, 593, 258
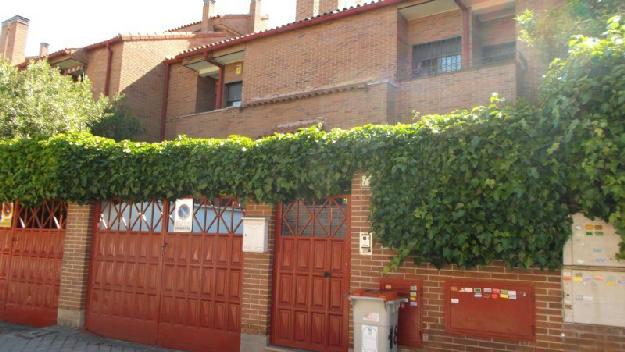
177, 204, 191, 220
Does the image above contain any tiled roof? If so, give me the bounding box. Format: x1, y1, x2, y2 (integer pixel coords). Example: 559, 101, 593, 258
166, 14, 250, 33
166, 0, 402, 63
83, 32, 228, 50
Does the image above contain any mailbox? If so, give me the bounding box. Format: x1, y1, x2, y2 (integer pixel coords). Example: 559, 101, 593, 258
379, 278, 422, 348
242, 217, 268, 253
444, 280, 535, 341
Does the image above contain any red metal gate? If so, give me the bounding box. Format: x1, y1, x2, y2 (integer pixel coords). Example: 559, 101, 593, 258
272, 197, 351, 352
0, 201, 66, 327
86, 199, 243, 352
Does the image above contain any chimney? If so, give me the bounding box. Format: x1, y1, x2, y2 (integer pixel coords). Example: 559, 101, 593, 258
296, 0, 320, 21
249, 0, 268, 33
319, 0, 340, 14
0, 15, 30, 65
201, 0, 216, 33
39, 42, 49, 58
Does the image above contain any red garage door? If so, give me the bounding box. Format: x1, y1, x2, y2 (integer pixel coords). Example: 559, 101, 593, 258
0, 201, 66, 327
272, 197, 351, 352
86, 199, 243, 352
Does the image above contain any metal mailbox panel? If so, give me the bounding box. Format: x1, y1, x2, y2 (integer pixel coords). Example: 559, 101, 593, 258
563, 214, 625, 267
444, 280, 535, 341
563, 269, 625, 327
379, 278, 423, 348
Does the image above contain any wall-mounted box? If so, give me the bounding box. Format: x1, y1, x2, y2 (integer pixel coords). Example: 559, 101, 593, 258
444, 280, 535, 342
563, 269, 625, 327
242, 217, 268, 253
564, 214, 625, 267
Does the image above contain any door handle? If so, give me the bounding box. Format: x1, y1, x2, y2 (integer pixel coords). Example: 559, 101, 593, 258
323, 271, 331, 278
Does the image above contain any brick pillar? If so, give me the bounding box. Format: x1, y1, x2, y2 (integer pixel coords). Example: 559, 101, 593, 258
57, 203, 95, 328
240, 201, 275, 352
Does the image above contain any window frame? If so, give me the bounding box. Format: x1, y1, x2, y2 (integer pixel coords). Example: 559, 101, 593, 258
412, 36, 463, 78
225, 81, 243, 108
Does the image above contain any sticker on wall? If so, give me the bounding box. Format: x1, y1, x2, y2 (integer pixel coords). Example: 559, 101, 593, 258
509, 290, 517, 300
451, 298, 459, 304
563, 272, 573, 281
361, 325, 378, 351
484, 288, 492, 293
574, 273, 583, 282
235, 64, 242, 75
0, 203, 13, 228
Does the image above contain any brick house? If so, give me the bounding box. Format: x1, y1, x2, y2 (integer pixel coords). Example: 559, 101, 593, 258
3, 0, 267, 141
2, 1, 625, 352
163, 0, 541, 141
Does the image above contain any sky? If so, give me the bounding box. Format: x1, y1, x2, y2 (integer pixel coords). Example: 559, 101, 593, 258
0, 0, 297, 57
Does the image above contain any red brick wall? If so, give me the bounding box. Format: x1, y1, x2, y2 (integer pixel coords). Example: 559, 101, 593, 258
168, 81, 392, 139
57, 203, 95, 327
350, 174, 625, 351
241, 6, 398, 103
240, 202, 276, 336
396, 62, 517, 121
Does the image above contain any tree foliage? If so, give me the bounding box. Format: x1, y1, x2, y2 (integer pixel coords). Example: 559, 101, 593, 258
517, 0, 625, 62
0, 59, 141, 140
0, 19, 624, 269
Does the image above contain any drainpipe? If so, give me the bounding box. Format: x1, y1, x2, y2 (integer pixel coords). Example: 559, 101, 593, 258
103, 43, 113, 97
454, 0, 472, 69
160, 62, 171, 141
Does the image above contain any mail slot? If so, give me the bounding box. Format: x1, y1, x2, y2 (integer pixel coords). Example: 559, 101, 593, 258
444, 280, 536, 341
379, 278, 422, 348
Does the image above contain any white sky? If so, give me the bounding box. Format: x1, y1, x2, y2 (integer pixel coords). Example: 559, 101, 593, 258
0, 0, 297, 57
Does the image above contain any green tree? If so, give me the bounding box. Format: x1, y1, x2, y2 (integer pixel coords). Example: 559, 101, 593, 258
517, 0, 625, 62
90, 97, 143, 141
0, 59, 141, 140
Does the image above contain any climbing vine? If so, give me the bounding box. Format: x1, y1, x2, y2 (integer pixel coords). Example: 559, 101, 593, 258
0, 18, 624, 269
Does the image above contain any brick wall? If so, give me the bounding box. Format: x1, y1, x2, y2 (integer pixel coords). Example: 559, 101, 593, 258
241, 6, 398, 103
57, 203, 95, 328
350, 174, 625, 351
395, 62, 517, 121
241, 202, 275, 337
168, 81, 392, 139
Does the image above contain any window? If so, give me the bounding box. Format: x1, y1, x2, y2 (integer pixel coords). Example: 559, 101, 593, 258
481, 42, 516, 65
412, 37, 462, 77
225, 82, 242, 107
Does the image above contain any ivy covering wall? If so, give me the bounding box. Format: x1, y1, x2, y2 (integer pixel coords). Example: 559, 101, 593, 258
0, 19, 624, 269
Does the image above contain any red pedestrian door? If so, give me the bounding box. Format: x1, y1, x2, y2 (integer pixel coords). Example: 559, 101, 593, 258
0, 201, 66, 327
272, 197, 351, 352
86, 199, 243, 352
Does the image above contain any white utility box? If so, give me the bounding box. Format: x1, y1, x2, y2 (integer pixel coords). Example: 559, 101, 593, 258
563, 214, 624, 267
242, 217, 269, 253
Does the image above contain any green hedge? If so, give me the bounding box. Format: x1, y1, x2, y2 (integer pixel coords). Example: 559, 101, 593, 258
0, 18, 624, 269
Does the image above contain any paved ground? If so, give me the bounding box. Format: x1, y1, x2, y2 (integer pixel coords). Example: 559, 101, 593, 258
0, 323, 178, 352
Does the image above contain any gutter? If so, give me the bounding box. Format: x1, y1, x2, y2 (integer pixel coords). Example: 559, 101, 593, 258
160, 62, 171, 140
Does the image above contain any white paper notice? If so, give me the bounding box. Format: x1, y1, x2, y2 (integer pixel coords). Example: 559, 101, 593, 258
361, 325, 378, 352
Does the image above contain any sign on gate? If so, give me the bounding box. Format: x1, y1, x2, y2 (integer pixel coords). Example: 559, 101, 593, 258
173, 198, 193, 232
0, 202, 13, 228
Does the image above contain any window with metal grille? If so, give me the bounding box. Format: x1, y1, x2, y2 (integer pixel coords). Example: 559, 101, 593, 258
412, 37, 462, 77
481, 42, 516, 65
225, 81, 242, 107
16, 201, 67, 230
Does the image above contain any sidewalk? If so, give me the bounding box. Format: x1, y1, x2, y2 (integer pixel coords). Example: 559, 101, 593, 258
0, 323, 178, 352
